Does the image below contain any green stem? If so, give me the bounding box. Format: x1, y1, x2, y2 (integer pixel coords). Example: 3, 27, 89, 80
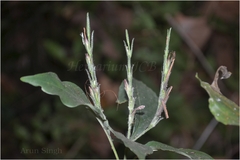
82, 13, 119, 160
124, 30, 135, 139
97, 118, 119, 160
131, 28, 173, 141
157, 28, 171, 118
158, 28, 172, 111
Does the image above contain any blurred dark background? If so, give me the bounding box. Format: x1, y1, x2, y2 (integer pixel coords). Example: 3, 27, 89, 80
1, 1, 239, 159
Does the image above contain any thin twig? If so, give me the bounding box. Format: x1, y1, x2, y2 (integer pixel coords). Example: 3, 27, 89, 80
193, 118, 219, 150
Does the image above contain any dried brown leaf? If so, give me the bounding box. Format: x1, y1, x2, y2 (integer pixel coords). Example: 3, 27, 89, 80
211, 66, 232, 94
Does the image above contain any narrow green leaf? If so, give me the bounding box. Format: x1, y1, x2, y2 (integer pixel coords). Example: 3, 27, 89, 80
196, 73, 239, 126
125, 30, 130, 48
86, 12, 91, 43
111, 129, 153, 159
145, 141, 213, 159
20, 72, 92, 108
116, 78, 158, 140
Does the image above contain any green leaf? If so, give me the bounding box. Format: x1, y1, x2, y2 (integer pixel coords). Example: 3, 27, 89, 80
117, 78, 158, 140
20, 72, 92, 108
145, 141, 213, 159
196, 73, 239, 126
111, 129, 153, 159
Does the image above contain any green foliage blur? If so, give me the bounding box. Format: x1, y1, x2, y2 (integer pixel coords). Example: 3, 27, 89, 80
2, 1, 239, 159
